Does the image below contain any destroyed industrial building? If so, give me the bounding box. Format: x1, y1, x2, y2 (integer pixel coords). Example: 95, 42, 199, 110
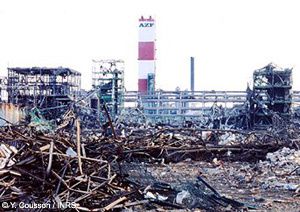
6, 67, 81, 119
0, 61, 299, 211
0, 14, 300, 211
250, 63, 293, 130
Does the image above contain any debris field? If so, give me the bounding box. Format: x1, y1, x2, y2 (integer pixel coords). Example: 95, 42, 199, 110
0, 62, 299, 211
0, 117, 300, 211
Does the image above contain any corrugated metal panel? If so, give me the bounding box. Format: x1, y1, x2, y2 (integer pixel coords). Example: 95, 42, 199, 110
139, 42, 155, 60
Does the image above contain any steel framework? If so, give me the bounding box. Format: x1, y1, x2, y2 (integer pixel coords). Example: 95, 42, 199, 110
91, 60, 125, 119
7, 67, 81, 118
250, 63, 292, 129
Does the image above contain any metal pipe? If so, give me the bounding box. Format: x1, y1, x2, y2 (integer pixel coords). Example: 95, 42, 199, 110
190, 57, 195, 94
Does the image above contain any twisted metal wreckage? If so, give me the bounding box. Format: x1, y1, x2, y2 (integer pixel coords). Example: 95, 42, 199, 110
0, 63, 300, 211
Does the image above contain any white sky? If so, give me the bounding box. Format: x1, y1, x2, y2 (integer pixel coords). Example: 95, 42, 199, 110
0, 0, 300, 91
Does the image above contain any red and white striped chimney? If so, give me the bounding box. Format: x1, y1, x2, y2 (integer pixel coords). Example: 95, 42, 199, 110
138, 16, 156, 94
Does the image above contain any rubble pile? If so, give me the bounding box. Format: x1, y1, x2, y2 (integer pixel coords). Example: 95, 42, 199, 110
257, 147, 300, 192
264, 147, 300, 168
0, 125, 124, 211
0, 124, 254, 211
113, 126, 299, 162
136, 159, 300, 210
0, 118, 300, 210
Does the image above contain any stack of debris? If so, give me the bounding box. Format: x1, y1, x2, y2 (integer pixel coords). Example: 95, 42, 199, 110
0, 123, 256, 211
258, 147, 300, 192
0, 106, 299, 210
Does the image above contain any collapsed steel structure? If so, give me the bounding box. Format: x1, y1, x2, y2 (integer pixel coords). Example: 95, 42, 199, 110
124, 63, 298, 130
0, 63, 299, 131
90, 59, 125, 119
250, 63, 293, 129
6, 67, 81, 118
0, 67, 299, 211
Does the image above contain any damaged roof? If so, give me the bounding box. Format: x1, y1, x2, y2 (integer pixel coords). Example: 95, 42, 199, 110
7, 67, 81, 76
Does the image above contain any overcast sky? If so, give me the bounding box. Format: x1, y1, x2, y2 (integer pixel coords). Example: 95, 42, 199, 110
0, 0, 299, 91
